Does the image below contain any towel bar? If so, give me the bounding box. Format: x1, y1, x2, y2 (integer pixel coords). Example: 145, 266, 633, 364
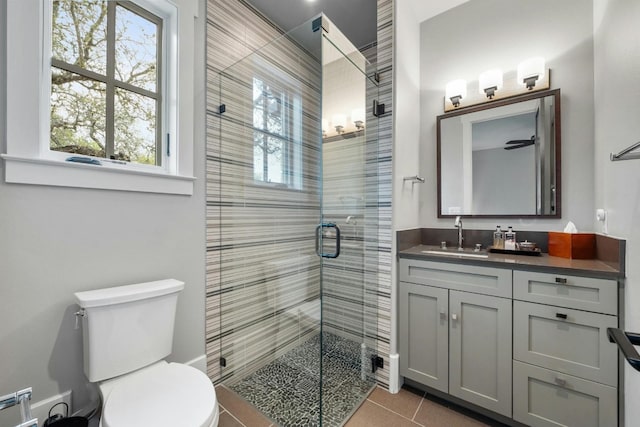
403, 175, 425, 183
610, 141, 640, 161
607, 327, 640, 371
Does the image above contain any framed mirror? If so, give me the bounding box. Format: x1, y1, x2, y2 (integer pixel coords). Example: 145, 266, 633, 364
437, 88, 561, 218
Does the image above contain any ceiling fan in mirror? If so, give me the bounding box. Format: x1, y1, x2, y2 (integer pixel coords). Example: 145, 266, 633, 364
504, 135, 535, 150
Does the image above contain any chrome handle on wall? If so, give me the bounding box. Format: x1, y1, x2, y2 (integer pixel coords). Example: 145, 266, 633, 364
0, 392, 17, 411
1, 388, 37, 427
315, 223, 341, 259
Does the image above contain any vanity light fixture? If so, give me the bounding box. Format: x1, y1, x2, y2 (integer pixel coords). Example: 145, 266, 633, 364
352, 108, 365, 130
445, 79, 467, 108
332, 114, 346, 134
517, 57, 546, 90
478, 68, 503, 99
444, 59, 549, 112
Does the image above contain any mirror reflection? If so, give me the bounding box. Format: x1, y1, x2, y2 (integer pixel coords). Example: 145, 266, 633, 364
438, 89, 560, 218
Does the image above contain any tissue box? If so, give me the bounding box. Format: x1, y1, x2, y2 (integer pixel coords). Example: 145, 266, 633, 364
548, 232, 596, 259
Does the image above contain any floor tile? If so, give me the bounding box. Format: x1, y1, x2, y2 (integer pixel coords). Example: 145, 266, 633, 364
367, 386, 424, 419
216, 385, 272, 427
228, 332, 375, 427
218, 410, 245, 427
345, 401, 422, 427
413, 398, 490, 427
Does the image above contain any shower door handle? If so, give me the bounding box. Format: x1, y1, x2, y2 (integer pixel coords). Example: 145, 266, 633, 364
315, 223, 341, 258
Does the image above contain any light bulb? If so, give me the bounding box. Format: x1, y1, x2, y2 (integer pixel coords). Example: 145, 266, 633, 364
517, 57, 545, 90
478, 68, 503, 99
351, 108, 365, 130
445, 79, 467, 107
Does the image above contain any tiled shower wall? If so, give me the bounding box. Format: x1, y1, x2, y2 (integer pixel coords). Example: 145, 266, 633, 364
372, 0, 393, 388
205, 0, 394, 388
205, 0, 322, 384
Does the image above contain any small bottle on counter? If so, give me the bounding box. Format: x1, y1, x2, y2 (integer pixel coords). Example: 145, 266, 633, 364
493, 226, 505, 249
505, 226, 517, 250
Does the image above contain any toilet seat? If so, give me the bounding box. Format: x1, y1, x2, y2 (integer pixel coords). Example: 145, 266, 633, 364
102, 362, 218, 427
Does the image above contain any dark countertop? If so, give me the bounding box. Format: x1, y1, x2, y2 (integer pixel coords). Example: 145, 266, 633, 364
399, 245, 623, 280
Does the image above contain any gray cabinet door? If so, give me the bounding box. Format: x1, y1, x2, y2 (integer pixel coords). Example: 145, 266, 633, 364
513, 300, 618, 386
449, 290, 512, 417
399, 282, 449, 392
513, 360, 617, 427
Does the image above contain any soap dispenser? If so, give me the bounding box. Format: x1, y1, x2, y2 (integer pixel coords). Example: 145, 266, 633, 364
505, 226, 517, 250
493, 226, 505, 249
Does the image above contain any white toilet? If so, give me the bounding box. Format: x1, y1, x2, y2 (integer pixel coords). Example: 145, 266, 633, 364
75, 279, 219, 427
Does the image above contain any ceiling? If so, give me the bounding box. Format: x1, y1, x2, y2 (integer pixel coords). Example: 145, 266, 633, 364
244, 0, 470, 50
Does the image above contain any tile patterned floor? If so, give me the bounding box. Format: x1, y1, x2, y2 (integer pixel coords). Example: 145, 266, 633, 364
217, 383, 504, 427
217, 333, 503, 427
227, 333, 376, 427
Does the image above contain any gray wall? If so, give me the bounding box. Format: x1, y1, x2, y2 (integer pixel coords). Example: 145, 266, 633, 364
419, 0, 595, 231
0, 0, 206, 424
593, 0, 640, 423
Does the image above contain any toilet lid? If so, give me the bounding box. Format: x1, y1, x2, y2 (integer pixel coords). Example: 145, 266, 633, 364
103, 363, 217, 427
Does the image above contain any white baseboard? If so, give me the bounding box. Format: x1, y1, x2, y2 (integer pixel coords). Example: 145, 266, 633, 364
388, 353, 400, 394
30, 390, 72, 426
186, 354, 207, 374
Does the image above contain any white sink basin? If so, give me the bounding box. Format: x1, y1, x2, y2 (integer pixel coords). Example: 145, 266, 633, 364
421, 250, 489, 259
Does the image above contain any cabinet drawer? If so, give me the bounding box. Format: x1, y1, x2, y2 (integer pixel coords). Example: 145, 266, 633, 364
513, 361, 616, 427
399, 259, 512, 298
513, 270, 617, 315
513, 301, 618, 386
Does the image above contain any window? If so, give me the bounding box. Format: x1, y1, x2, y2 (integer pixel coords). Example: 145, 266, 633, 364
51, 0, 162, 166
2, 0, 195, 195
252, 77, 302, 189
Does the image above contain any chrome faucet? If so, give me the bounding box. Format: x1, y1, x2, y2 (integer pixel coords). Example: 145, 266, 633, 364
454, 216, 463, 251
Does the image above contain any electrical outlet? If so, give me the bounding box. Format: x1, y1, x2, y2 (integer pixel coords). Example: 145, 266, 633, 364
596, 208, 608, 234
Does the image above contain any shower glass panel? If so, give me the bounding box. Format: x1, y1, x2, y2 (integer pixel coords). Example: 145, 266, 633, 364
217, 15, 379, 426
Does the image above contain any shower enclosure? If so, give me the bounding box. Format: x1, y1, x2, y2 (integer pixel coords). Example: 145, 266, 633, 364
213, 14, 380, 426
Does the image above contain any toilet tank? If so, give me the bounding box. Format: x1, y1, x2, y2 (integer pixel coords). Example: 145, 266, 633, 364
74, 279, 185, 382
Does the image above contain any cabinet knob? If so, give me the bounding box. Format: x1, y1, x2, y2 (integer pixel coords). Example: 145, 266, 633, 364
555, 277, 568, 284
556, 313, 568, 320
451, 313, 458, 321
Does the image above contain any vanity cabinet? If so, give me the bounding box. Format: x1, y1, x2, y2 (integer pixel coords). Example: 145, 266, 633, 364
399, 259, 513, 417
512, 271, 619, 427
399, 257, 620, 427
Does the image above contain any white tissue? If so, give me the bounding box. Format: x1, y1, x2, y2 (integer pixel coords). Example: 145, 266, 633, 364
563, 221, 578, 233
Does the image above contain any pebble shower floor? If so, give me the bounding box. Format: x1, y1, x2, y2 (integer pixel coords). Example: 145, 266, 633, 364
229, 332, 376, 427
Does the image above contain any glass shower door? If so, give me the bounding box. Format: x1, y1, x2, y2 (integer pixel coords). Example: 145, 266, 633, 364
214, 14, 378, 427
318, 28, 380, 425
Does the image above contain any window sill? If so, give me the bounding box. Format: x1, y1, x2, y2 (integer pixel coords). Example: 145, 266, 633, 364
1, 154, 195, 195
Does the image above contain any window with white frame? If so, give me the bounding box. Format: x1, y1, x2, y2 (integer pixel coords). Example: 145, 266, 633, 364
51, 0, 163, 166
2, 0, 194, 195
252, 77, 302, 189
